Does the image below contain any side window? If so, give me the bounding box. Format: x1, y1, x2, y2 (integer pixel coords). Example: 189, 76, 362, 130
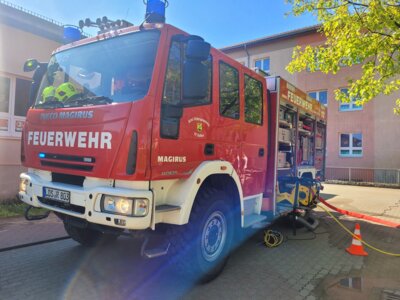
14, 78, 31, 117
163, 41, 182, 105
244, 75, 263, 125
219, 62, 239, 119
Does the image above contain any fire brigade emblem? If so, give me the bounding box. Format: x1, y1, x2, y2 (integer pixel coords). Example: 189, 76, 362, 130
196, 122, 203, 133
188, 117, 209, 138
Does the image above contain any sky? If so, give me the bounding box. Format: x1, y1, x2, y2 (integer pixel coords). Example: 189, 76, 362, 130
4, 0, 318, 48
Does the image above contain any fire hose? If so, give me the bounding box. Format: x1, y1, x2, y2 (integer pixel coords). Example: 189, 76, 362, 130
318, 196, 400, 229
318, 196, 400, 257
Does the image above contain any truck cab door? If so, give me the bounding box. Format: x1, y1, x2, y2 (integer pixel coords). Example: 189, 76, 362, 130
151, 34, 213, 180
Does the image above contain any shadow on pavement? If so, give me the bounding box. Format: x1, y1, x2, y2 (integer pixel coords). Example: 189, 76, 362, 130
320, 193, 337, 201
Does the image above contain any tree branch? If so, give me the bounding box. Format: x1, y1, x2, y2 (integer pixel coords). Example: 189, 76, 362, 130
352, 2, 396, 39
346, 0, 369, 8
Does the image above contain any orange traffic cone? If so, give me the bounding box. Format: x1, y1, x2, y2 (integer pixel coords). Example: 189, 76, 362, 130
346, 223, 368, 256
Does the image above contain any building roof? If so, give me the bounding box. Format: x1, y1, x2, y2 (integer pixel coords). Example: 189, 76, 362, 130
220, 24, 321, 52
0, 0, 64, 43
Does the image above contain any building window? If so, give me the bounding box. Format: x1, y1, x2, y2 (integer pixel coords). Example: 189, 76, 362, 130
339, 88, 363, 111
0, 76, 11, 114
219, 62, 239, 119
244, 74, 263, 125
255, 58, 270, 73
340, 133, 363, 157
308, 90, 328, 106
0, 74, 31, 136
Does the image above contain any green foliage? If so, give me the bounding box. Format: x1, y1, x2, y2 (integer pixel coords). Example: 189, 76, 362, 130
286, 0, 400, 113
0, 200, 48, 218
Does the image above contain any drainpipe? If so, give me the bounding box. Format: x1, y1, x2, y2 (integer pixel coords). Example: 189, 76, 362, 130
244, 43, 250, 68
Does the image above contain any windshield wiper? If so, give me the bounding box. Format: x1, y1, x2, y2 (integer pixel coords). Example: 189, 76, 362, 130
35, 100, 64, 109
63, 95, 113, 107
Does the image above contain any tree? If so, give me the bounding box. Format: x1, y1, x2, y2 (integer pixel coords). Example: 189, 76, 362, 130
286, 0, 400, 114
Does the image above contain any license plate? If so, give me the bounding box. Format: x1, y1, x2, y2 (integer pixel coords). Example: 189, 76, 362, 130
43, 187, 70, 203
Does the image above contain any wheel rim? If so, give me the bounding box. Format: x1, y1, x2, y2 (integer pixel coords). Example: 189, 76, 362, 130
201, 210, 227, 262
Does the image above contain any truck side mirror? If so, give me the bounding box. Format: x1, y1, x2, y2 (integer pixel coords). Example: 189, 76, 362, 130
23, 59, 39, 72
160, 103, 183, 139
162, 103, 183, 119
185, 39, 210, 61
182, 39, 211, 102
23, 59, 48, 107
182, 60, 208, 101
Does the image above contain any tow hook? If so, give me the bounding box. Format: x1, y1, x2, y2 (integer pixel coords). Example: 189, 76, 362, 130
24, 205, 51, 221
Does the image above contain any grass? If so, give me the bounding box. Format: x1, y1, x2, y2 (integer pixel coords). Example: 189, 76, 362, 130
0, 198, 49, 218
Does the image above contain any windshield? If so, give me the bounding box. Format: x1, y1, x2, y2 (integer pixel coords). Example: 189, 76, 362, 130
34, 30, 160, 109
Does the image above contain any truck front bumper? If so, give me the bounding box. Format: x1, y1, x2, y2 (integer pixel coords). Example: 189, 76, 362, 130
18, 171, 153, 230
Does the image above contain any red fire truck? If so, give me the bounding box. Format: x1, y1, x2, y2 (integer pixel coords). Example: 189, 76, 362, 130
18, 4, 326, 281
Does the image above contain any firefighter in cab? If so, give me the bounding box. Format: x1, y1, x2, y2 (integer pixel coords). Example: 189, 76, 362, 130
41, 82, 79, 103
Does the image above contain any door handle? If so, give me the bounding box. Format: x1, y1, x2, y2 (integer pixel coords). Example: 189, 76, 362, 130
204, 143, 214, 156
259, 148, 265, 157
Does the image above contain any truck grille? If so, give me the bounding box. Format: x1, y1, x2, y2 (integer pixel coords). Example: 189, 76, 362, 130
38, 197, 85, 214
39, 152, 95, 172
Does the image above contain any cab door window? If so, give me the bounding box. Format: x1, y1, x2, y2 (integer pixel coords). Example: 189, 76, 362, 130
163, 41, 182, 105
244, 74, 263, 125
219, 62, 239, 119
163, 40, 212, 106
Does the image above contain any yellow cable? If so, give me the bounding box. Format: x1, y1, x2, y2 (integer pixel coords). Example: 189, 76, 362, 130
264, 230, 284, 248
317, 203, 400, 257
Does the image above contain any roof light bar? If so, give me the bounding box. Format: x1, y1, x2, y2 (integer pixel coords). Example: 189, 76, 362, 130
144, 0, 168, 23
63, 25, 82, 44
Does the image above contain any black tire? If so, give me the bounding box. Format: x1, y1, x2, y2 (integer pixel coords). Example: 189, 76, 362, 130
168, 189, 236, 283
64, 222, 118, 247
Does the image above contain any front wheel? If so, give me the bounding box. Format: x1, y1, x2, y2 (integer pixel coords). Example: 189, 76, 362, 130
168, 189, 236, 283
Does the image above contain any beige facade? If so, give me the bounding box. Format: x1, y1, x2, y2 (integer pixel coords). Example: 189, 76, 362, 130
221, 27, 400, 181
0, 3, 62, 200
226, 38, 298, 84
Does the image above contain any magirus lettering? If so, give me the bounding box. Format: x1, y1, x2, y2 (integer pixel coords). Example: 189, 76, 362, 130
157, 156, 187, 163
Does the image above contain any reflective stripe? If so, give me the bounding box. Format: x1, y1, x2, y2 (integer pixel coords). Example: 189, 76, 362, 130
352, 239, 362, 246
354, 229, 360, 234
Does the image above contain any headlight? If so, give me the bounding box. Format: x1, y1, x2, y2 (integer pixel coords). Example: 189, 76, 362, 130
133, 199, 149, 216
19, 178, 29, 193
100, 195, 149, 217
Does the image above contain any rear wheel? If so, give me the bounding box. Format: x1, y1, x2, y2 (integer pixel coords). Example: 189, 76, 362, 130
168, 189, 236, 283
64, 222, 118, 247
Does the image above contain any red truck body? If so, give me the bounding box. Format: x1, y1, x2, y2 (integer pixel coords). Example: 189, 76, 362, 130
22, 24, 268, 198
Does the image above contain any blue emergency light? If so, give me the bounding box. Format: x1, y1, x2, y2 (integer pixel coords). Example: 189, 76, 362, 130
39, 153, 46, 158
145, 0, 168, 23
63, 26, 82, 44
